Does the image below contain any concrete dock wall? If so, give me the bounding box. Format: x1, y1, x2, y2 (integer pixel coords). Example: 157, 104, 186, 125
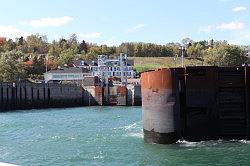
83, 84, 141, 106
126, 84, 141, 106
0, 80, 142, 110
117, 86, 126, 106
0, 82, 83, 111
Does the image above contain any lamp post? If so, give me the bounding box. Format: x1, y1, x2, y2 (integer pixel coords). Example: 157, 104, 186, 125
45, 54, 48, 73
181, 46, 184, 67
180, 46, 185, 67
174, 54, 177, 68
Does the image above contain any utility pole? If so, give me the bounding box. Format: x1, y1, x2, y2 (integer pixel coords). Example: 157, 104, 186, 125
45, 54, 48, 73
181, 46, 184, 67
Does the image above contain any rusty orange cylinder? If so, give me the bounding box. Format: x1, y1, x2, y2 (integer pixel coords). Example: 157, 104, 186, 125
141, 68, 180, 144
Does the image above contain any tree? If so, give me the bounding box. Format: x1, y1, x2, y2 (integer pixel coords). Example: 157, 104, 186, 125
0, 51, 26, 82
26, 34, 48, 54
57, 48, 78, 65
59, 38, 68, 50
187, 43, 203, 59
2, 39, 16, 52
79, 40, 88, 54
203, 47, 221, 66
204, 44, 247, 66
219, 44, 247, 66
68, 34, 78, 50
182, 38, 193, 47
48, 40, 62, 60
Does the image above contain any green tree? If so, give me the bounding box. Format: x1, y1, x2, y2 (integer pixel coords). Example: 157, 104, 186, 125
68, 34, 78, 51
57, 48, 78, 65
48, 40, 62, 60
0, 51, 26, 82
182, 38, 193, 47
79, 40, 88, 54
26, 34, 48, 54
204, 44, 247, 66
187, 43, 203, 59
2, 39, 16, 52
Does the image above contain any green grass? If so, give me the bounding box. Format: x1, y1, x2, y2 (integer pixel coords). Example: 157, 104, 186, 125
129, 57, 206, 73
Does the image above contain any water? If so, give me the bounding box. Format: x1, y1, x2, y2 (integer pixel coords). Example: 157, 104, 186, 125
0, 107, 250, 166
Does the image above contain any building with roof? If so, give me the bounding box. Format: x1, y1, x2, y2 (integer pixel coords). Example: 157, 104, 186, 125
44, 53, 135, 85
73, 53, 135, 85
44, 67, 91, 83
73, 60, 98, 75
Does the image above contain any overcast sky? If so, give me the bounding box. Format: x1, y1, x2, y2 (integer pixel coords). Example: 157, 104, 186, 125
0, 0, 249, 45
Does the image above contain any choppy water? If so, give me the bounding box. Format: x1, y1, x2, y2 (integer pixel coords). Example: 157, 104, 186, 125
0, 107, 250, 166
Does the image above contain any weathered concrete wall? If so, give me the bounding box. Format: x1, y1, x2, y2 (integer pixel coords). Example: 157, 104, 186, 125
83, 85, 141, 106
141, 69, 180, 144
109, 86, 117, 105
117, 86, 126, 106
126, 84, 142, 106
94, 86, 103, 106
82, 86, 103, 106
0, 80, 142, 110
0, 82, 84, 111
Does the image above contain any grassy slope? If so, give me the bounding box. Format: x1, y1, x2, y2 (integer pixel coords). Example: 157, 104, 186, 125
129, 57, 206, 73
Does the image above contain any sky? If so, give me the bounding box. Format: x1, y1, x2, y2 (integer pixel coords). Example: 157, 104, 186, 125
0, 0, 250, 46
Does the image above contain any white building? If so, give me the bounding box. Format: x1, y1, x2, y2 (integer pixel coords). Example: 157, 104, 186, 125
73, 53, 135, 84
44, 67, 91, 83
44, 53, 135, 84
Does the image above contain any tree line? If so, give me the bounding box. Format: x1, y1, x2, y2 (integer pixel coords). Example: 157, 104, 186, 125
0, 34, 248, 82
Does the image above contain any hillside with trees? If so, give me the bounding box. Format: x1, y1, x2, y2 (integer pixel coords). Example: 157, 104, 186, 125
0, 34, 248, 82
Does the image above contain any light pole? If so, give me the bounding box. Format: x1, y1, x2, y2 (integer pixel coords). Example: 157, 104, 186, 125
45, 54, 48, 73
181, 46, 184, 67
180, 46, 185, 67
174, 54, 177, 68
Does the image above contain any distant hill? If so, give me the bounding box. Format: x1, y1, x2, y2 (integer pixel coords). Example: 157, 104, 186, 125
129, 57, 206, 73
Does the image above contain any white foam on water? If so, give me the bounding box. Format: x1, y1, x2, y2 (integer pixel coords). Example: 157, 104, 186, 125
126, 132, 144, 138
124, 122, 138, 131
176, 139, 206, 147
92, 151, 104, 160
234, 139, 250, 144
112, 121, 142, 131
0, 162, 18, 166
51, 135, 60, 139
92, 156, 104, 160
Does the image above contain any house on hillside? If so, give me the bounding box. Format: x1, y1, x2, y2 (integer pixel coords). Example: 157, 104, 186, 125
73, 53, 135, 83
73, 60, 98, 75
44, 53, 136, 85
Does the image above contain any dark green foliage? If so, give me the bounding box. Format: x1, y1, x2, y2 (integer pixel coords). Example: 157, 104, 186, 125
0, 51, 27, 82
204, 43, 247, 67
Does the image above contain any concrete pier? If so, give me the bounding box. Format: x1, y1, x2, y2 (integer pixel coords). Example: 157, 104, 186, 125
126, 84, 141, 106
141, 69, 180, 144
0, 81, 83, 111
0, 79, 142, 110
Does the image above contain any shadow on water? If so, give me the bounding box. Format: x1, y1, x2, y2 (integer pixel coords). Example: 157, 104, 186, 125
140, 139, 250, 166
